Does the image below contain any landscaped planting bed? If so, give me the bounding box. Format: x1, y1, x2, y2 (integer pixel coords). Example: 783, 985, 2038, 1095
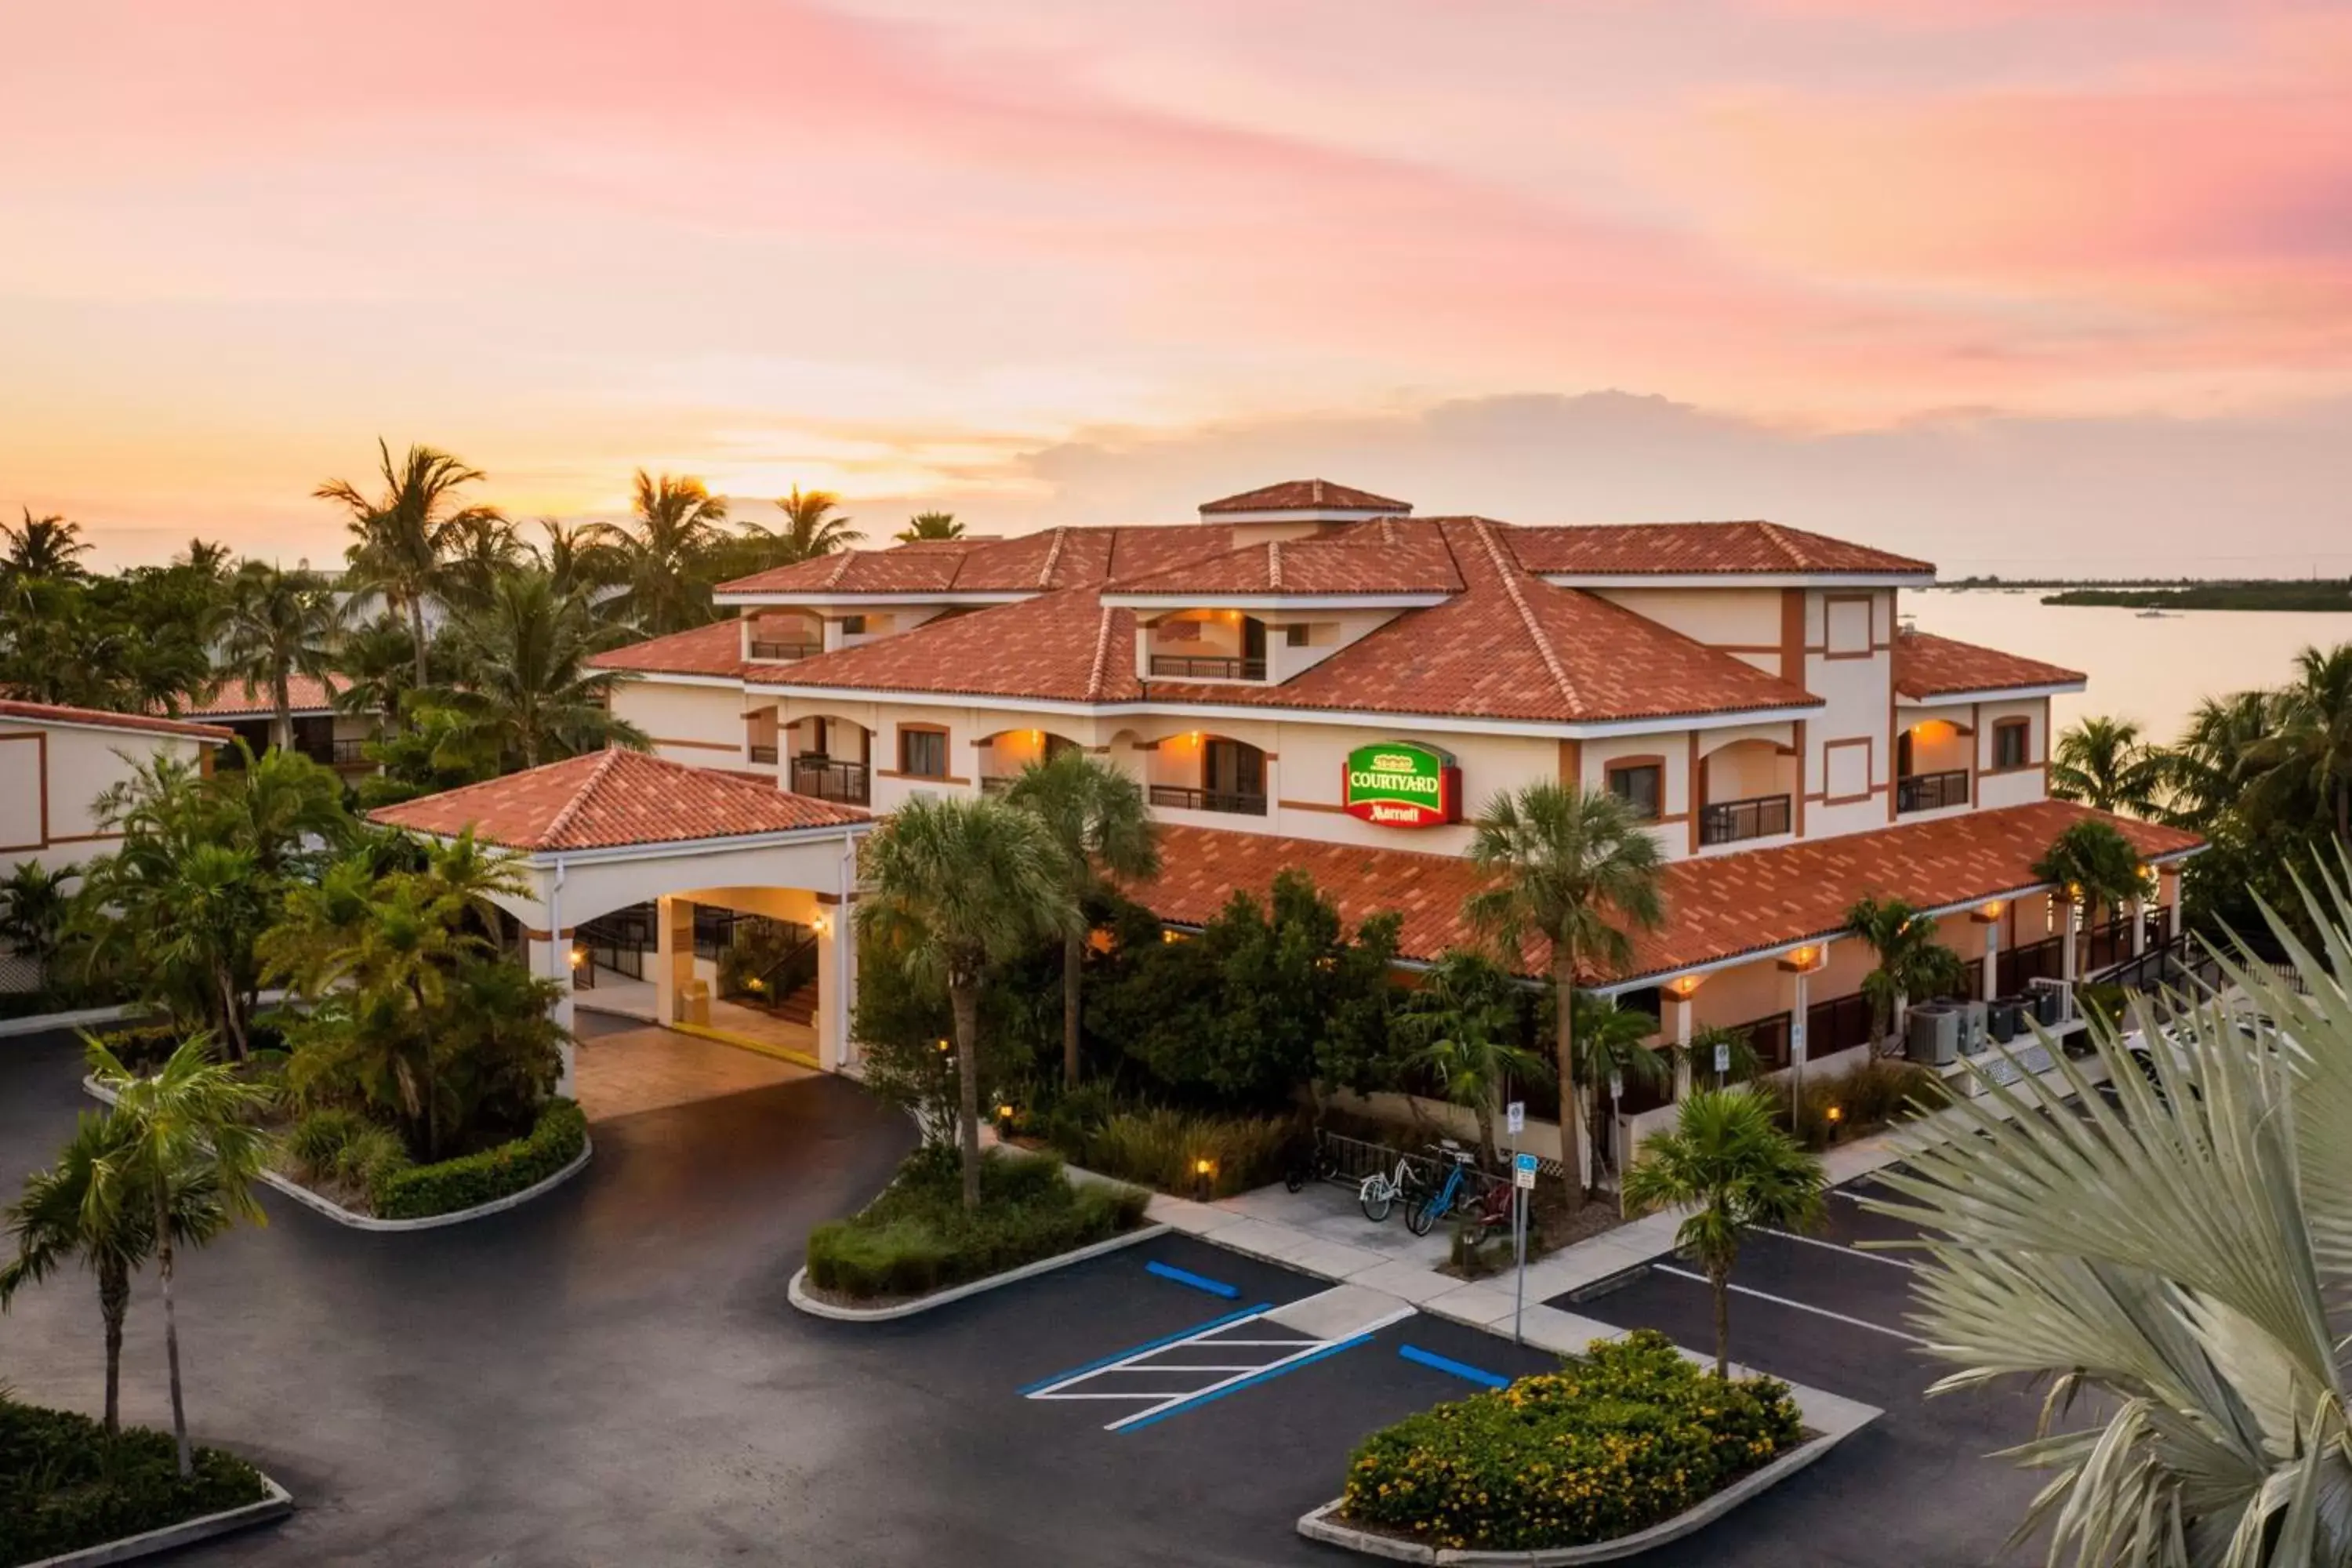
1338, 1331, 1804, 1555
285, 1098, 587, 1220
0, 1398, 268, 1567
804, 1145, 1149, 1302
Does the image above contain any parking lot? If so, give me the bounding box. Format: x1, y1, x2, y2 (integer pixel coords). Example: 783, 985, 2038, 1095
1558, 1170, 2053, 1568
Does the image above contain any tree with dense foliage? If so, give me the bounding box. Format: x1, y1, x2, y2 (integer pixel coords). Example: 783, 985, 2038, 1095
1464, 782, 1665, 1210
898, 510, 964, 542
1621, 1087, 1824, 1377
318, 440, 503, 691
1844, 896, 1969, 1047
431, 570, 646, 769
215, 561, 347, 752
2031, 819, 2154, 980
2049, 715, 2165, 818
1871, 873, 2352, 1564
0, 559, 225, 715
587, 470, 730, 635
857, 796, 1077, 1209
1393, 950, 1548, 1168
84, 1034, 270, 1478
1, 1110, 229, 1436
0, 859, 76, 985
1003, 750, 1159, 1088
2, 509, 91, 580
330, 612, 434, 735
717, 486, 865, 578
1567, 989, 1670, 1180
2253, 642, 2352, 851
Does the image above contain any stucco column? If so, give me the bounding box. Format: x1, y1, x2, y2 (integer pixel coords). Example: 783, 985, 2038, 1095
1672, 993, 1693, 1099
2060, 900, 2079, 1021
655, 895, 693, 1024
815, 897, 856, 1073
1983, 921, 1999, 1002
528, 931, 578, 1097
2132, 897, 2150, 956
1790, 969, 1810, 1073
2167, 879, 2183, 942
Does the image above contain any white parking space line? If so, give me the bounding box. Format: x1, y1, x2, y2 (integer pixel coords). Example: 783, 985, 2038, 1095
1653, 1264, 1925, 1345
1759, 1226, 1918, 1269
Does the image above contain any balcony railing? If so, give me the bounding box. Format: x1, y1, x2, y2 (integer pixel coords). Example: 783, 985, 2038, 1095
1149, 654, 1266, 681
749, 639, 823, 660
790, 757, 870, 806
747, 744, 779, 765
1149, 784, 1268, 816
328, 736, 372, 766
1698, 793, 1791, 846
1896, 770, 1969, 814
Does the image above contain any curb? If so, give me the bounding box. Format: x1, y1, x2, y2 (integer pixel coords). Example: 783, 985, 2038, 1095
0, 1003, 148, 1040
20, 1471, 292, 1568
787, 1222, 1171, 1321
82, 1078, 593, 1232
1295, 1424, 1863, 1565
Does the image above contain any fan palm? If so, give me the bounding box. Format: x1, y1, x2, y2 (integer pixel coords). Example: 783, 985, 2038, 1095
1846, 896, 1970, 1047
317, 440, 503, 690
585, 470, 729, 635
216, 561, 347, 752
2051, 716, 2166, 818
1621, 1087, 1824, 1377
1464, 782, 1665, 1210
1, 1111, 227, 1435
433, 570, 647, 770
1868, 868, 2352, 1566
1568, 989, 1670, 1179
856, 796, 1077, 1209
2032, 819, 2154, 981
85, 1034, 270, 1478
2, 508, 90, 579
1002, 750, 1159, 1088
898, 510, 964, 542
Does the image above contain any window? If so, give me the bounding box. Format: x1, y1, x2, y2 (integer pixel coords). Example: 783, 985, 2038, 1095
1607, 763, 1662, 821
1284, 622, 1311, 648
841, 615, 867, 635
1994, 719, 2031, 771
898, 727, 947, 779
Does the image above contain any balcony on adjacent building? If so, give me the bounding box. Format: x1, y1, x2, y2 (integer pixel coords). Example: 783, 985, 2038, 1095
790, 757, 870, 806
1896, 769, 1969, 814
749, 639, 823, 661
748, 744, 779, 765
1148, 783, 1268, 815
1699, 793, 1792, 847
1149, 653, 1267, 681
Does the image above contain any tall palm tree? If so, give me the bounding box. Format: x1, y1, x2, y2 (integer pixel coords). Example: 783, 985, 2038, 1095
856, 796, 1077, 1209
1623, 1088, 1823, 1377
1463, 782, 1665, 1210
332, 612, 429, 735
2165, 688, 2285, 831
2050, 716, 2165, 818
2, 508, 90, 580
433, 570, 648, 770
2032, 819, 2153, 979
1393, 949, 1549, 1168
0, 859, 76, 982
532, 518, 619, 599
1569, 989, 1670, 1181
898, 510, 964, 543
722, 487, 866, 577
1002, 750, 1159, 1088
1, 1111, 227, 1435
316, 440, 503, 691
1870, 875, 2352, 1563
2254, 643, 2352, 850
85, 1034, 270, 1478
1846, 896, 1969, 1048
583, 471, 728, 635
216, 561, 348, 752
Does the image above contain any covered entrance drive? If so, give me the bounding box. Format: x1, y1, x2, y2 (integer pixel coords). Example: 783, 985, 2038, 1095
369, 750, 873, 1109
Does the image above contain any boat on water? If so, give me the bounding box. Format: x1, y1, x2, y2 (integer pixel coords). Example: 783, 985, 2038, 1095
2136, 608, 2180, 619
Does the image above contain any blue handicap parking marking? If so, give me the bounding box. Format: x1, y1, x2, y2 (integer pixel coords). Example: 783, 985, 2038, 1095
1145, 1259, 1240, 1299
1397, 1343, 1510, 1389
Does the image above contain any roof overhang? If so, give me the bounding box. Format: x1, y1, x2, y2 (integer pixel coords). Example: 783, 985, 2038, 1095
1898, 681, 2085, 708
0, 711, 232, 745
385, 817, 873, 869
713, 590, 1035, 608
1103, 593, 1448, 612
1542, 572, 1937, 590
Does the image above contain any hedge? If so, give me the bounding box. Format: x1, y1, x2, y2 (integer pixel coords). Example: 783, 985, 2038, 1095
805, 1145, 1149, 1300
370, 1098, 587, 1220
1341, 1330, 1803, 1553
0, 1398, 267, 1567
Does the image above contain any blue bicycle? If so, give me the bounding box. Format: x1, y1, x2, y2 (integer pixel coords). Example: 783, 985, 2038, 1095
1407, 1143, 1480, 1236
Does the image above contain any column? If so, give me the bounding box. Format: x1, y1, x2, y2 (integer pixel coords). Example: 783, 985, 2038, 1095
655, 895, 693, 1024
1672, 993, 1693, 1099
2168, 882, 2183, 942
528, 929, 579, 1097
1790, 969, 1810, 1076
2132, 896, 2150, 956
2060, 899, 2079, 1020
815, 897, 855, 1073
1983, 921, 1999, 1001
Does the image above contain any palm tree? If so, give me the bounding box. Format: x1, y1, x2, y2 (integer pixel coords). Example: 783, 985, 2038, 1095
2049, 716, 2165, 818
2164, 688, 2284, 831
1687, 1022, 1762, 1089
856, 796, 1077, 1209
1569, 989, 1670, 1181
1845, 896, 1969, 1048
317, 440, 503, 690
2032, 819, 2153, 980
433, 570, 648, 770
1464, 782, 1665, 1210
586, 471, 728, 635
723, 487, 866, 577
1, 1111, 227, 1435
85, 1034, 270, 1478
1393, 950, 1549, 1168
1621, 1087, 1824, 1377
216, 561, 347, 752
2, 508, 90, 579
2254, 643, 2352, 849
532, 518, 619, 599
898, 510, 964, 543
0, 858, 76, 982
1869, 875, 2352, 1563
1002, 750, 1159, 1088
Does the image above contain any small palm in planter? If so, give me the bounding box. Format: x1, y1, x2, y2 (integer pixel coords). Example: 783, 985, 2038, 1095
1621, 1088, 1825, 1377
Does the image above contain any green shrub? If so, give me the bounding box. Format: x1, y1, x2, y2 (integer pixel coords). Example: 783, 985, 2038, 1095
285, 1107, 367, 1177
369, 1098, 586, 1220
804, 1148, 1150, 1301
0, 1396, 267, 1566
1067, 1106, 1293, 1198
335, 1125, 412, 1193
89, 1023, 181, 1073
1342, 1330, 1803, 1553
1785, 1057, 1941, 1148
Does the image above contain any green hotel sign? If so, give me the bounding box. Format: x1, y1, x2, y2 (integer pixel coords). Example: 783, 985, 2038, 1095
1342, 742, 1461, 829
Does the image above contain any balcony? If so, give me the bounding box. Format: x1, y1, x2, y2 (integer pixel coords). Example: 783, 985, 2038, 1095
749, 639, 823, 661
1896, 770, 1969, 814
748, 744, 779, 765
1698, 793, 1791, 846
1149, 784, 1267, 816
1149, 654, 1266, 681
790, 757, 870, 806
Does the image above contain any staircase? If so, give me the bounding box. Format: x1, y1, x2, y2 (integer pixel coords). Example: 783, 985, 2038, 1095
768, 978, 819, 1027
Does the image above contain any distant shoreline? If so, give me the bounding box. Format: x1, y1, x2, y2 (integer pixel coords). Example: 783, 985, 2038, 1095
1936, 579, 2352, 612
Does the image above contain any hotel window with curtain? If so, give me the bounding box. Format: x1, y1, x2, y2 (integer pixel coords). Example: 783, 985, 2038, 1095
899, 726, 948, 779
1606, 762, 1663, 821
1994, 718, 2031, 770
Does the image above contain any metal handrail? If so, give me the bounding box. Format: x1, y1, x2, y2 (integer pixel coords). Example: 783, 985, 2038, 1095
1147, 784, 1267, 815
790, 757, 870, 805
1698, 793, 1791, 845
1896, 770, 1969, 813
1149, 654, 1266, 681
749, 640, 822, 660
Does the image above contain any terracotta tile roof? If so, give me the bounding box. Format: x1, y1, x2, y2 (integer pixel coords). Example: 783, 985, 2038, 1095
749, 586, 1143, 704
1109, 535, 1463, 596
0, 698, 234, 742
1894, 630, 2085, 699
713, 525, 1239, 597
1136, 800, 2202, 983
183, 674, 339, 717
1197, 478, 1413, 514
587, 619, 753, 680
1504, 521, 1931, 577
367, 749, 866, 852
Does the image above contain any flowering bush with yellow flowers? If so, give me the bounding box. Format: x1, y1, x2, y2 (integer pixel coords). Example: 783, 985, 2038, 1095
1341, 1330, 1802, 1552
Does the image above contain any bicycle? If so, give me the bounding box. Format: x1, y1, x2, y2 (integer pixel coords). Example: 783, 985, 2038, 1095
1358, 1148, 1428, 1222
1407, 1143, 1484, 1236
1283, 1134, 1338, 1193
1454, 1174, 1519, 1248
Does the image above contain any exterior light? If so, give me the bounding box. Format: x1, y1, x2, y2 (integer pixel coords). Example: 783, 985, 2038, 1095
1668, 975, 1700, 998
746, 977, 764, 993
1824, 1105, 1843, 1123
811, 913, 830, 935
1194, 1157, 1215, 1178
937, 1038, 952, 1053
567, 946, 586, 969
1982, 900, 2003, 918
996, 1102, 1015, 1120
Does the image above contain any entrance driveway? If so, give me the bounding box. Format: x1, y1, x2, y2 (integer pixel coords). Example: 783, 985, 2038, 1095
571, 1008, 810, 1120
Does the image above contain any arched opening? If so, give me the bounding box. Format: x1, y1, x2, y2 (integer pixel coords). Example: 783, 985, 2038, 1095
977, 728, 1081, 793
784, 713, 872, 805
1896, 718, 1972, 814
1696, 737, 1796, 846
1145, 731, 1268, 816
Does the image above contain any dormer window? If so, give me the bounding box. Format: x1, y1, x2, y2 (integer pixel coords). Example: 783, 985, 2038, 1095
1148, 612, 1267, 681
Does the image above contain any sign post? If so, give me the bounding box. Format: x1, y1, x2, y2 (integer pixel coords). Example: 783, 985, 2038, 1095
1714, 1039, 1730, 1089
1512, 1151, 1539, 1343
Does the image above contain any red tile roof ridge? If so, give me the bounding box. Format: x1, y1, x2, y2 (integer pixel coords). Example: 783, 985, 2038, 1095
1753, 521, 1808, 572
1038, 528, 1068, 589
1266, 539, 1283, 591
824, 551, 856, 589
1085, 601, 1120, 702
539, 747, 624, 848
1465, 518, 1584, 713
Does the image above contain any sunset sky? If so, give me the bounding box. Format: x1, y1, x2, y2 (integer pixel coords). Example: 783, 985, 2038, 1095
5, 1, 2349, 573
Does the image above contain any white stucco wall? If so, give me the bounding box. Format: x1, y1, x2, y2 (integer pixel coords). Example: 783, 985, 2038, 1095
614, 681, 750, 769
0, 720, 214, 877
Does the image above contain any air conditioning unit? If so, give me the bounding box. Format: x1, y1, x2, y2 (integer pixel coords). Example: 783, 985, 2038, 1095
1989, 996, 2029, 1044
1907, 1003, 1960, 1066
2027, 978, 2067, 1025
1958, 1000, 1991, 1056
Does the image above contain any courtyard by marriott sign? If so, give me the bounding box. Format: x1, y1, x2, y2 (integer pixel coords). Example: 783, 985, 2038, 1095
1343, 742, 1461, 828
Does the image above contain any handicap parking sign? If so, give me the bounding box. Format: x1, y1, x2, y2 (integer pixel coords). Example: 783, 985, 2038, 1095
1512, 1152, 1539, 1190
